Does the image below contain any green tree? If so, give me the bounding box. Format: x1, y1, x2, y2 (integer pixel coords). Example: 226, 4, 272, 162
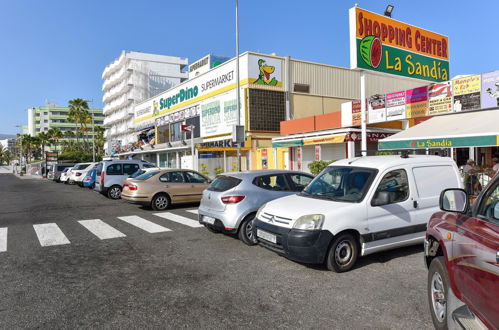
36, 132, 51, 157
67, 98, 91, 151
47, 127, 63, 151
94, 125, 106, 156
19, 134, 35, 162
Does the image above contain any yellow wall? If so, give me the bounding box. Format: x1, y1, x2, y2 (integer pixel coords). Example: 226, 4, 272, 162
291, 94, 352, 118
254, 147, 288, 170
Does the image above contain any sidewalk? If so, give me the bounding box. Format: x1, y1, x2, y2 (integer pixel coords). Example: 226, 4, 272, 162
13, 173, 45, 180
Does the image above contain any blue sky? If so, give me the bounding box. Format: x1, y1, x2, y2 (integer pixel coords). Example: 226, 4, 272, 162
0, 0, 497, 134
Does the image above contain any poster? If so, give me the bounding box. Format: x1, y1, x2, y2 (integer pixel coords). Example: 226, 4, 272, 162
481, 71, 499, 109
386, 91, 406, 121
368, 94, 386, 123
351, 100, 362, 126
428, 81, 453, 115
406, 86, 428, 118
453, 74, 481, 111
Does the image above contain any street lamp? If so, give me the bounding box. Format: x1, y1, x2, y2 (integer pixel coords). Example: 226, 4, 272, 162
234, 0, 242, 171
384, 5, 394, 17
84, 99, 95, 162
14, 125, 23, 174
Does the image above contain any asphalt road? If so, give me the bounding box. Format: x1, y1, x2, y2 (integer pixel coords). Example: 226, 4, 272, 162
0, 173, 432, 329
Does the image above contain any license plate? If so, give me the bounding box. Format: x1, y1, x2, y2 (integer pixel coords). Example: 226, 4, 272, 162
203, 216, 215, 225
257, 229, 276, 244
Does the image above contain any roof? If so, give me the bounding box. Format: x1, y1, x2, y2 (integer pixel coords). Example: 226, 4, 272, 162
379, 109, 499, 150
333, 155, 455, 171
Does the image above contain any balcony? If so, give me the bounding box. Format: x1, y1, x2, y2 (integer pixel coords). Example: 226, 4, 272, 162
102, 53, 126, 80
102, 68, 133, 91
102, 82, 133, 103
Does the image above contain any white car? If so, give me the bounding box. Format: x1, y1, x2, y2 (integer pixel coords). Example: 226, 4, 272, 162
254, 155, 463, 272
69, 162, 97, 186
60, 167, 73, 184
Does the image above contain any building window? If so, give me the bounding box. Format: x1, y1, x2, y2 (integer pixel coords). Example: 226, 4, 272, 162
171, 122, 182, 142
157, 125, 170, 144
293, 83, 310, 93
185, 116, 200, 139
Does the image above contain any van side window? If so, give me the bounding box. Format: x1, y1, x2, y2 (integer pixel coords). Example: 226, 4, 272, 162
477, 182, 499, 223
123, 164, 140, 175
373, 169, 409, 204
106, 164, 122, 175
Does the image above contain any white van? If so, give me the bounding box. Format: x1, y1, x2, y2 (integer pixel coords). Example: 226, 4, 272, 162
253, 155, 463, 272
94, 160, 157, 199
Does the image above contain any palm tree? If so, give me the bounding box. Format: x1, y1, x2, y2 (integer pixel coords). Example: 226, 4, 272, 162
36, 132, 50, 156
68, 98, 91, 150
47, 128, 63, 151
19, 134, 34, 162
94, 126, 106, 156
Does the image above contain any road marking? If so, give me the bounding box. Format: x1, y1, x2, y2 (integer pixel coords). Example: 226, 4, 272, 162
0, 228, 7, 252
117, 216, 171, 233
153, 212, 203, 228
186, 209, 198, 215
78, 219, 126, 240
33, 223, 71, 247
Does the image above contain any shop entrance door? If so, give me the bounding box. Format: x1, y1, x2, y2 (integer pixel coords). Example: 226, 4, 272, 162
283, 151, 289, 170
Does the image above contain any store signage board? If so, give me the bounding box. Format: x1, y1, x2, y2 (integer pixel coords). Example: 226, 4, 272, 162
428, 81, 453, 115
406, 86, 428, 118
386, 90, 406, 121
368, 94, 386, 123
379, 135, 499, 150
199, 89, 245, 137
349, 7, 449, 82
452, 74, 481, 111
481, 70, 499, 109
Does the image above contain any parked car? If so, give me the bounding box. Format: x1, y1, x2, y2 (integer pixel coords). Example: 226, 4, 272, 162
48, 163, 75, 182
82, 169, 96, 189
94, 160, 157, 199
425, 175, 499, 329
60, 167, 73, 183
198, 170, 314, 245
253, 155, 463, 272
69, 162, 97, 186
122, 167, 161, 185
121, 169, 210, 210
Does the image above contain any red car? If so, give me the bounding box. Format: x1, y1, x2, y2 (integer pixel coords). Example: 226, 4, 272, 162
425, 175, 499, 329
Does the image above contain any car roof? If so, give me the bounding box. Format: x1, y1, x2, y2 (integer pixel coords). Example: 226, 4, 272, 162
221, 169, 311, 179
332, 155, 455, 171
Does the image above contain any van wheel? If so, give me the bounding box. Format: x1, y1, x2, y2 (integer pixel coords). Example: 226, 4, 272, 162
151, 193, 170, 211
238, 214, 257, 246
326, 233, 358, 272
428, 257, 449, 329
107, 185, 122, 199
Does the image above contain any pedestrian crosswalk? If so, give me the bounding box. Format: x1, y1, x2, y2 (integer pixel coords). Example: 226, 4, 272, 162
0, 209, 201, 252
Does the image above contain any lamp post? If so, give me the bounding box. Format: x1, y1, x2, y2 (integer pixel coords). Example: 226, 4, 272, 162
84, 99, 95, 162
235, 0, 242, 171
14, 125, 23, 174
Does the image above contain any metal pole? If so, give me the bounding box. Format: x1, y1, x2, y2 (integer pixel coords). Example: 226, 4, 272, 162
235, 0, 241, 171
360, 71, 367, 156
191, 126, 195, 170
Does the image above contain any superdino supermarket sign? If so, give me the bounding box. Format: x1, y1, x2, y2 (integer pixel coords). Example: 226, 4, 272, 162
349, 7, 449, 82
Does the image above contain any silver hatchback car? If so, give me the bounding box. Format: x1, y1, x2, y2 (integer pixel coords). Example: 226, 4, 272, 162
198, 170, 314, 245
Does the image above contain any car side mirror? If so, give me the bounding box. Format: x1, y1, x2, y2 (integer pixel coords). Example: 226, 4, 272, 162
372, 191, 391, 206
439, 188, 468, 213
493, 203, 499, 220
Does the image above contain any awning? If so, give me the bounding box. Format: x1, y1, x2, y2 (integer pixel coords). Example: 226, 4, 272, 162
379, 110, 499, 150
272, 139, 304, 147
303, 135, 345, 145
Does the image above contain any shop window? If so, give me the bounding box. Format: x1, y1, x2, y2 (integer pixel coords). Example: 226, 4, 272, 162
170, 122, 182, 142
157, 125, 170, 144
293, 83, 310, 93
185, 116, 200, 139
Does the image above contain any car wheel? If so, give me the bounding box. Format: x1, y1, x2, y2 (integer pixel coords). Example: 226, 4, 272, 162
238, 214, 258, 246
428, 257, 449, 329
151, 194, 170, 211
107, 185, 122, 199
325, 233, 358, 272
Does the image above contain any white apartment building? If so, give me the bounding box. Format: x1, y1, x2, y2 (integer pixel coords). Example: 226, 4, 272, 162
102, 51, 188, 154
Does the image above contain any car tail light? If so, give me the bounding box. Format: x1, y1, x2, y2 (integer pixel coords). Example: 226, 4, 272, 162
221, 196, 245, 204
101, 171, 105, 185
127, 184, 137, 191
76, 173, 82, 177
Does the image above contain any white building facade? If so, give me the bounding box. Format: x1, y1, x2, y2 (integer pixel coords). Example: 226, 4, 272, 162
102, 51, 188, 154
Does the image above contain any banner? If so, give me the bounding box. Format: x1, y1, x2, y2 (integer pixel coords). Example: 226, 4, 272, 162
349, 7, 449, 82
368, 94, 386, 123
428, 81, 453, 115
386, 91, 406, 121
352, 99, 368, 126
481, 70, 499, 109
200, 90, 245, 137
406, 86, 428, 118
453, 74, 481, 111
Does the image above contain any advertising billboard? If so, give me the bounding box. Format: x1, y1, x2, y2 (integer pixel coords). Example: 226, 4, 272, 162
406, 86, 428, 118
349, 7, 449, 82
368, 94, 386, 123
200, 90, 245, 137
451, 74, 481, 112
481, 70, 499, 109
386, 90, 406, 121
428, 81, 453, 115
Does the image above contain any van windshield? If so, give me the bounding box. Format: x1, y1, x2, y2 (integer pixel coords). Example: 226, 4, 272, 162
302, 166, 377, 203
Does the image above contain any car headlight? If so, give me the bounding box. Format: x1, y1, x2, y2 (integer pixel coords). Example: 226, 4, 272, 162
255, 203, 267, 220
293, 214, 324, 230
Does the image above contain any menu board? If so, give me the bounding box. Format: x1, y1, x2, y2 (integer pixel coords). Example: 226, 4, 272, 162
453, 74, 481, 111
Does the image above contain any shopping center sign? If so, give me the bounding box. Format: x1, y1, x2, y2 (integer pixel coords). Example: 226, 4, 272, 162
349, 7, 449, 82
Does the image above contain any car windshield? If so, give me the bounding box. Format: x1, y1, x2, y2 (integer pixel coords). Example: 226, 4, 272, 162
134, 170, 160, 181
302, 166, 377, 203
74, 164, 90, 170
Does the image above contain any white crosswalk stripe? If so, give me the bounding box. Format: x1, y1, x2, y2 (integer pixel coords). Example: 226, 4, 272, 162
0, 227, 7, 252
78, 219, 126, 240
153, 212, 203, 228
186, 209, 198, 215
33, 223, 71, 247
117, 215, 171, 233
